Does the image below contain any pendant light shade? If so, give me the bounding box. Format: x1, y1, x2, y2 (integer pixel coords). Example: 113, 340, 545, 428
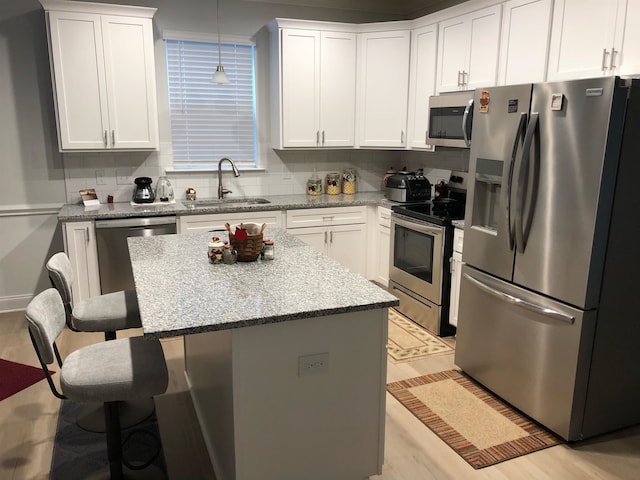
212, 0, 229, 84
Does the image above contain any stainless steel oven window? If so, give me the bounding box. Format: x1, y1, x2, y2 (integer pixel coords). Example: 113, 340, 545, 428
393, 224, 434, 282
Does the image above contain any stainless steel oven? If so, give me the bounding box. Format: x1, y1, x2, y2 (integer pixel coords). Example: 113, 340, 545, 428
389, 173, 467, 336
390, 213, 450, 336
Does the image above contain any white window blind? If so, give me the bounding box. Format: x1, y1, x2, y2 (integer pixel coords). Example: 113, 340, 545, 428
165, 39, 257, 169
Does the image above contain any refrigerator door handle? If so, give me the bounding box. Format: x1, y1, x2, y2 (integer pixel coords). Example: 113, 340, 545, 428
506, 112, 528, 250
515, 112, 539, 253
462, 99, 473, 147
463, 273, 575, 324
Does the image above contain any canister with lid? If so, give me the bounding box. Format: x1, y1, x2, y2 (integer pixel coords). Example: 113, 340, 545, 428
342, 168, 357, 194
326, 172, 341, 195
306, 170, 322, 195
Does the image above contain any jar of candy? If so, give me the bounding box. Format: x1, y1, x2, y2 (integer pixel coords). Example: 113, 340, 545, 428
326, 172, 341, 195
261, 240, 275, 260
306, 170, 322, 195
208, 237, 225, 264
342, 168, 357, 194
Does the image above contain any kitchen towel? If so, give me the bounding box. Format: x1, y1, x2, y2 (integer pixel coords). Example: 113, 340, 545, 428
387, 369, 561, 469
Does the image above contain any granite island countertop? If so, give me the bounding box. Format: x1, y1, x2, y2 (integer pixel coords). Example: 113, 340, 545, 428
128, 227, 399, 338
59, 192, 398, 221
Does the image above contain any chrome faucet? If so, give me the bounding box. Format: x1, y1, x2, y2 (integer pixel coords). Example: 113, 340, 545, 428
217, 157, 240, 199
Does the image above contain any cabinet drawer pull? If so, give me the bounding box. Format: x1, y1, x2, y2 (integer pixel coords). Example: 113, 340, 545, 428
601, 48, 609, 71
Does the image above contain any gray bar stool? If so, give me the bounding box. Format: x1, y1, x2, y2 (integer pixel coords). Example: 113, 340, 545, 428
46, 252, 152, 432
26, 288, 169, 479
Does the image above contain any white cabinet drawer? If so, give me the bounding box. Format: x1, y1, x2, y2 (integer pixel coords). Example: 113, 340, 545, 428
178, 211, 284, 234
454, 227, 464, 254
377, 206, 391, 228
286, 206, 367, 228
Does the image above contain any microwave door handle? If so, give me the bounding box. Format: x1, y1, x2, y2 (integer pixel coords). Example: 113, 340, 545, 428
514, 112, 539, 254
506, 113, 528, 250
462, 99, 473, 147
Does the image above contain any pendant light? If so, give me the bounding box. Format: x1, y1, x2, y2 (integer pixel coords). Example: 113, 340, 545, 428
211, 0, 229, 84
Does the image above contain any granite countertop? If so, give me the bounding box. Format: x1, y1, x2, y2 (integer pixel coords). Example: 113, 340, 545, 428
59, 192, 398, 221
128, 228, 399, 338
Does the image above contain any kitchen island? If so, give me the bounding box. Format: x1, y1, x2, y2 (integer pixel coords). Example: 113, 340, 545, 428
128, 228, 398, 480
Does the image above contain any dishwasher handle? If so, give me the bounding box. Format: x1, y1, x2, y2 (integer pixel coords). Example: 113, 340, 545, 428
95, 216, 177, 229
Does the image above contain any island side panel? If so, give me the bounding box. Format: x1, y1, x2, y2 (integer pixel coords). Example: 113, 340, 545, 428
232, 309, 388, 480
184, 329, 237, 480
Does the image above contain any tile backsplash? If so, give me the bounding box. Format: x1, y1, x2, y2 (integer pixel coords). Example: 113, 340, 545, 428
63, 142, 469, 204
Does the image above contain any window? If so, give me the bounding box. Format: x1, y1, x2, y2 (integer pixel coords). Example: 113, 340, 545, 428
165, 38, 257, 169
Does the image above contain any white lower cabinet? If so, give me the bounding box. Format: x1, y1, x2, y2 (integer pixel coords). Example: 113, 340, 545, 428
373, 207, 391, 287
63, 221, 101, 303
178, 211, 284, 234
449, 227, 464, 328
287, 206, 367, 276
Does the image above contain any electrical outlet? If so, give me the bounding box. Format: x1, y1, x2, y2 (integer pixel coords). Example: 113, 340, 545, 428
282, 167, 291, 180
116, 169, 133, 185
298, 352, 329, 376
95, 169, 107, 185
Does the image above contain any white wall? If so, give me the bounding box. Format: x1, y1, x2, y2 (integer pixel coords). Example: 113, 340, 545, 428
0, 0, 468, 311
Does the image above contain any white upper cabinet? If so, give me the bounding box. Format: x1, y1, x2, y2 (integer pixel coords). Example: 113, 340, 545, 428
497, 0, 553, 85
616, 0, 640, 77
407, 23, 437, 150
547, 0, 627, 80
357, 30, 411, 147
436, 5, 502, 92
41, 1, 159, 151
274, 25, 356, 148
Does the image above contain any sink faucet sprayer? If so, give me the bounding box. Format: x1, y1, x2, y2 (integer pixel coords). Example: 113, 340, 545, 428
217, 157, 240, 199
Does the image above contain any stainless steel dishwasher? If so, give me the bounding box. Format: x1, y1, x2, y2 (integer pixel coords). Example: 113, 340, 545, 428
95, 216, 177, 294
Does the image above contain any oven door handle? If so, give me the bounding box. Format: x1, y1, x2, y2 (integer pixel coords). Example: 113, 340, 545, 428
392, 214, 444, 236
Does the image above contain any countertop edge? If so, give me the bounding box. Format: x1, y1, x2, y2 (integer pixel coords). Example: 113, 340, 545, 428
144, 299, 399, 338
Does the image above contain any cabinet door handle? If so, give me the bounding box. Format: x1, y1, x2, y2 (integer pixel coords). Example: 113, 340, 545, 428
463, 70, 468, 87
322, 130, 325, 146
111, 130, 115, 147
457, 70, 462, 86
316, 130, 320, 146
85, 227, 90, 244
449, 256, 454, 274
330, 231, 333, 244
610, 48, 618, 70
401, 130, 405, 144
324, 231, 328, 245
103, 130, 108, 147
602, 48, 609, 71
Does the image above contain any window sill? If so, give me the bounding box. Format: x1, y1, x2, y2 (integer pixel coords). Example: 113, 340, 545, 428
165, 167, 266, 174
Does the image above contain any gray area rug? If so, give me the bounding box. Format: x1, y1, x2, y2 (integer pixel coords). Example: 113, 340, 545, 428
50, 400, 166, 479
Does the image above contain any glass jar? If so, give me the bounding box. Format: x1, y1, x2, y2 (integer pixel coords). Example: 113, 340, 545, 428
208, 238, 225, 264
342, 168, 357, 194
223, 245, 237, 264
261, 240, 275, 260
306, 172, 322, 195
326, 172, 341, 195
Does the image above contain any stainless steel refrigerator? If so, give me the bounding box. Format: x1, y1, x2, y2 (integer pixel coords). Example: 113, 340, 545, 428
455, 76, 640, 441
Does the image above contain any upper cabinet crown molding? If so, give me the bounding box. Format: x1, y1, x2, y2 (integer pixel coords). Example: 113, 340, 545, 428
39, 0, 156, 18
41, 0, 159, 152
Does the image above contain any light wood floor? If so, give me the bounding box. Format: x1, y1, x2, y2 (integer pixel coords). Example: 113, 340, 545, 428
2, 309, 640, 480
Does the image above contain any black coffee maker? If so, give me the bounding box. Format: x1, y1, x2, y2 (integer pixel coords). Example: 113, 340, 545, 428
132, 177, 155, 203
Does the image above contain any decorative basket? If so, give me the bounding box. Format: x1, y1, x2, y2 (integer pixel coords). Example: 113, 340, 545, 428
225, 222, 266, 262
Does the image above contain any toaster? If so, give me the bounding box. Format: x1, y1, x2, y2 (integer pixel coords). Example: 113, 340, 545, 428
385, 172, 431, 202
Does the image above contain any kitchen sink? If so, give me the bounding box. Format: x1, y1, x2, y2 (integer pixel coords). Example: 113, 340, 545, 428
185, 197, 271, 208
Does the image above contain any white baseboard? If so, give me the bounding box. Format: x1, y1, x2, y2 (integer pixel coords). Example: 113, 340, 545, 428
0, 294, 32, 313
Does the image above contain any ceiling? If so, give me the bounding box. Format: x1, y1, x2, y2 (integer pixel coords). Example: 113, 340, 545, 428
242, 0, 470, 18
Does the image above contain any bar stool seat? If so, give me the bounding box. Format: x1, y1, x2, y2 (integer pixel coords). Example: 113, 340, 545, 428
72, 289, 141, 333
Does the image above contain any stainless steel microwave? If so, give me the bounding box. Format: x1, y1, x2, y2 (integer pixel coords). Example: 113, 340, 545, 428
427, 91, 474, 148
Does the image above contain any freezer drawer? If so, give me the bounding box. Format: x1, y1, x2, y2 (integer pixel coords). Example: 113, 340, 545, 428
454, 265, 597, 440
